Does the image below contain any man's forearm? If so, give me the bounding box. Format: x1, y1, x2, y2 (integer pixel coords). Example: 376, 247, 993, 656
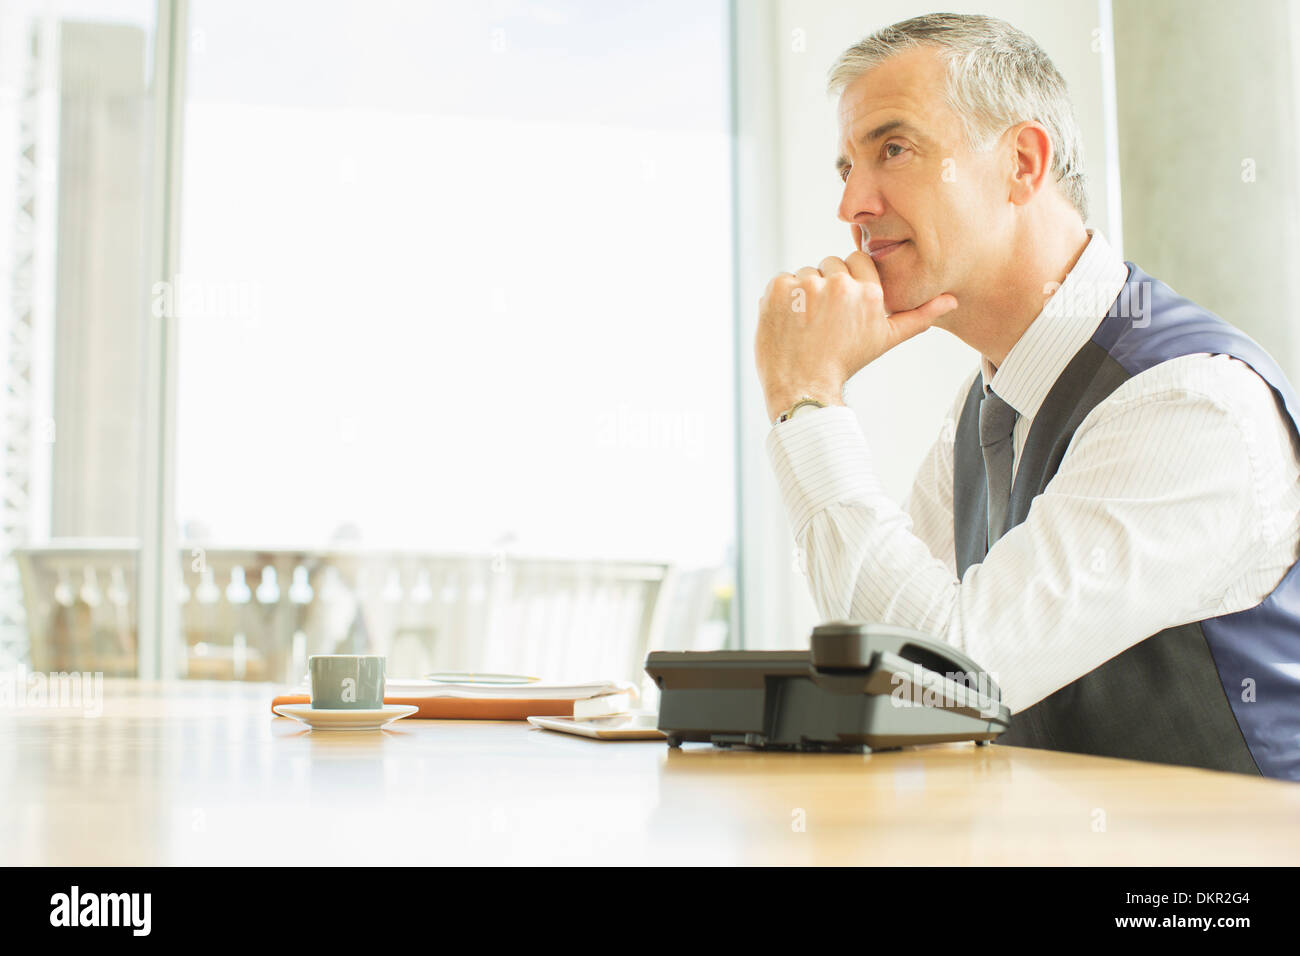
765, 406, 962, 631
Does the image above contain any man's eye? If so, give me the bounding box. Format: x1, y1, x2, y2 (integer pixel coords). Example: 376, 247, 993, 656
839, 167, 851, 183
884, 143, 907, 159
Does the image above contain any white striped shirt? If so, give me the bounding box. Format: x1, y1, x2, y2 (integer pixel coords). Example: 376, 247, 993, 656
766, 229, 1300, 714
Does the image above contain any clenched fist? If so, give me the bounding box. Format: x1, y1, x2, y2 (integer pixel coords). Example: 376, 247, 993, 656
754, 246, 958, 423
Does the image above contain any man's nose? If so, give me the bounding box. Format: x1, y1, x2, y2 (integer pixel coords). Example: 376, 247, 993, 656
838, 168, 886, 228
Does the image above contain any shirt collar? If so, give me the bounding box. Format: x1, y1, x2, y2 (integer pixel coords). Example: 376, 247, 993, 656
979, 228, 1130, 423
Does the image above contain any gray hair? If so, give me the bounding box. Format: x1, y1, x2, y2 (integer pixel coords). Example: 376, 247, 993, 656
828, 13, 1088, 222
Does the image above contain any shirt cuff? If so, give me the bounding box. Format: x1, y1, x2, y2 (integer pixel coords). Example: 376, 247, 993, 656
764, 405, 887, 535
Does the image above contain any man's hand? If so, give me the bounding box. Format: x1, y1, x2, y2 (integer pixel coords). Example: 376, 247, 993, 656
755, 246, 958, 422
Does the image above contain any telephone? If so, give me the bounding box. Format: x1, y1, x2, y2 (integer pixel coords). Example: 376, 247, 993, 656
644, 621, 1010, 752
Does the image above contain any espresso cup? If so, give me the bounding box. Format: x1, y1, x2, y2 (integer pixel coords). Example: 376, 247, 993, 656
309, 655, 386, 709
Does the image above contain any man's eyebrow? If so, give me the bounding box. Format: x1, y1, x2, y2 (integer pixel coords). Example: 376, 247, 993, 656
835, 119, 926, 174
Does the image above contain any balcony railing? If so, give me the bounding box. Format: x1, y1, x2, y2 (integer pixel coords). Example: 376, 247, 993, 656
14, 540, 727, 686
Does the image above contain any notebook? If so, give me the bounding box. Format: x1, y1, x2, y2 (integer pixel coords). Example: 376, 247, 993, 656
269, 678, 636, 721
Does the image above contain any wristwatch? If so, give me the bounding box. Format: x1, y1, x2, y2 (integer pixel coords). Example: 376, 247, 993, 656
774, 395, 828, 425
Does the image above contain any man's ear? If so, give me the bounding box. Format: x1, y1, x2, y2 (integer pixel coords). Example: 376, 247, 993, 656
1008, 121, 1054, 207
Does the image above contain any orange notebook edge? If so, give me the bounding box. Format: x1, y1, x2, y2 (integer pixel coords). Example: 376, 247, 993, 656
270, 694, 575, 720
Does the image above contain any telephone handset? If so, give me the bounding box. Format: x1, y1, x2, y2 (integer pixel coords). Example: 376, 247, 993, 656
811, 620, 991, 680
810, 621, 1003, 717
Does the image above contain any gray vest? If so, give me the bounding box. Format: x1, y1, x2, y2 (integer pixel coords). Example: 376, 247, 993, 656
953, 262, 1300, 779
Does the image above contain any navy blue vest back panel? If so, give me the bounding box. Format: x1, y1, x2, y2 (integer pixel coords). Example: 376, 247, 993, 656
952, 262, 1300, 779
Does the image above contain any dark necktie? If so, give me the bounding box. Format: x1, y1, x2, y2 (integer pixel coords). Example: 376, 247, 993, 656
979, 388, 1018, 547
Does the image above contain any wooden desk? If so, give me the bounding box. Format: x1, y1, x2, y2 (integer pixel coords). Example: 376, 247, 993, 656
3, 679, 1298, 865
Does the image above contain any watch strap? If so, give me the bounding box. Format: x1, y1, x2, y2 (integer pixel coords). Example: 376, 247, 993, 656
775, 396, 828, 425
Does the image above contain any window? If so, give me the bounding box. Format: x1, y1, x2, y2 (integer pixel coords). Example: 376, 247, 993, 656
170, 1, 737, 683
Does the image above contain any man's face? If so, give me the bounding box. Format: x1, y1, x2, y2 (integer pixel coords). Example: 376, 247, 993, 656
835, 45, 1010, 318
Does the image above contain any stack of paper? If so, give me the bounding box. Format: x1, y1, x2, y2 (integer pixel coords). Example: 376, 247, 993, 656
522, 680, 664, 740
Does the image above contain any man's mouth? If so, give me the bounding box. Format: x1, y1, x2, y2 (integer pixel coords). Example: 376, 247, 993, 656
867, 239, 908, 259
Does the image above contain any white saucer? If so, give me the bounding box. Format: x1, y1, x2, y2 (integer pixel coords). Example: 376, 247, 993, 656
272, 703, 419, 731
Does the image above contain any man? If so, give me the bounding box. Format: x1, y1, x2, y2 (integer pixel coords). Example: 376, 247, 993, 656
755, 13, 1300, 779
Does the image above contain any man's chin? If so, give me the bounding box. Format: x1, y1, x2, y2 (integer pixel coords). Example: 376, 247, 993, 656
884, 282, 951, 328
882, 285, 918, 318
